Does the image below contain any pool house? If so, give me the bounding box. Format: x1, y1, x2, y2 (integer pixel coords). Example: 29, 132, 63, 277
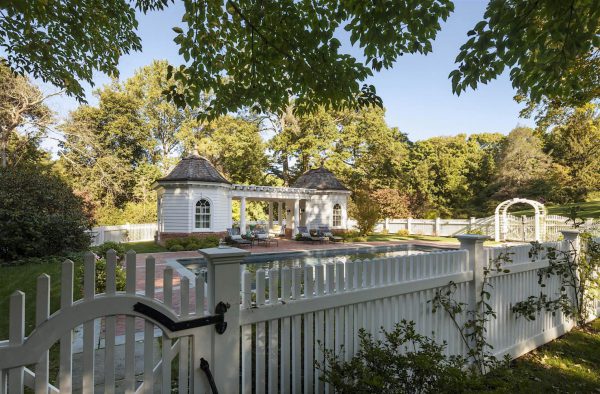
154, 153, 351, 242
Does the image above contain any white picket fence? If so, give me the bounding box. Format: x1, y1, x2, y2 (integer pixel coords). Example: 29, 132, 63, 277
1, 233, 598, 393
350, 215, 599, 242
88, 223, 158, 246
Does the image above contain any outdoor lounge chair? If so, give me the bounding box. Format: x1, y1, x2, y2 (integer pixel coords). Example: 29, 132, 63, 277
227, 228, 252, 247
254, 229, 279, 247
319, 226, 344, 242
298, 226, 327, 244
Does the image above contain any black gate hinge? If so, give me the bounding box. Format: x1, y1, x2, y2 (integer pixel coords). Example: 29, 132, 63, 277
134, 301, 230, 334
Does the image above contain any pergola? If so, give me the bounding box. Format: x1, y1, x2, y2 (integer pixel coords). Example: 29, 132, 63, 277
494, 198, 547, 242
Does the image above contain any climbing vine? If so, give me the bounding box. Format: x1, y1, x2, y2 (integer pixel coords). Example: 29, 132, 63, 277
512, 234, 600, 326
429, 250, 512, 374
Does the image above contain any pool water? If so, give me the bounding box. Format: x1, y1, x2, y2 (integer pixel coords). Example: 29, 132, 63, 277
178, 244, 449, 275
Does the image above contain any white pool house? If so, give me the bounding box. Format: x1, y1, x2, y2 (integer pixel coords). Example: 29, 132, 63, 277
153, 154, 351, 242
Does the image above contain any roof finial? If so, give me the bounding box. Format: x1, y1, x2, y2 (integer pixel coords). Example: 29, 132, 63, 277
192, 144, 200, 157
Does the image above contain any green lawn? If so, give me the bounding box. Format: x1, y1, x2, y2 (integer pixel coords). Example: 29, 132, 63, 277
0, 259, 84, 339
510, 199, 600, 219
121, 241, 167, 254
481, 319, 600, 392
366, 234, 502, 246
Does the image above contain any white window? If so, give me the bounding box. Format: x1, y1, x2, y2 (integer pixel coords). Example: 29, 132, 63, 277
333, 203, 342, 227
195, 199, 211, 229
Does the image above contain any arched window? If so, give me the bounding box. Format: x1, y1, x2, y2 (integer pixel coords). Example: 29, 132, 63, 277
333, 203, 342, 227
195, 199, 211, 229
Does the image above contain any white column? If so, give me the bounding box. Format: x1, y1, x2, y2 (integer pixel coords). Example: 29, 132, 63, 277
277, 202, 283, 226
240, 197, 247, 234
268, 202, 274, 230
434, 217, 441, 236
293, 199, 300, 236
198, 247, 250, 394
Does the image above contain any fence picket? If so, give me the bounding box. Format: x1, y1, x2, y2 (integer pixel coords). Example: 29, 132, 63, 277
82, 252, 96, 394
104, 250, 117, 394
268, 268, 279, 394
34, 274, 50, 394
241, 271, 252, 394
8, 291, 24, 394
303, 266, 314, 394
291, 267, 302, 394
179, 277, 190, 393
59, 260, 74, 393
124, 251, 137, 393
280, 267, 291, 394
162, 267, 173, 393
314, 264, 325, 394
255, 269, 266, 394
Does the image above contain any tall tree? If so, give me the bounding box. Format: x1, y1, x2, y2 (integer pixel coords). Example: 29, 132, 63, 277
0, 62, 55, 167
189, 116, 271, 185
492, 127, 556, 201
59, 84, 147, 208
543, 103, 600, 200
125, 60, 208, 172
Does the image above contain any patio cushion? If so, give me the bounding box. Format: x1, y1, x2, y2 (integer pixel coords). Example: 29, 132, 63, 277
231, 234, 242, 240
257, 233, 268, 239
302, 232, 311, 238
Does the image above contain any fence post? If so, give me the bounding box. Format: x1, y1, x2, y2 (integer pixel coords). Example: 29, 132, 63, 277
457, 235, 489, 323
407, 218, 413, 235
434, 217, 441, 236
198, 246, 250, 394
469, 217, 476, 231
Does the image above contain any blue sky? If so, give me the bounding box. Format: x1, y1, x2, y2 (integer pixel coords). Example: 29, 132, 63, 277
45, 0, 533, 143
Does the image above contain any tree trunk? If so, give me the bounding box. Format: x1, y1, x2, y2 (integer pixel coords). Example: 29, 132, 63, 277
1, 134, 7, 168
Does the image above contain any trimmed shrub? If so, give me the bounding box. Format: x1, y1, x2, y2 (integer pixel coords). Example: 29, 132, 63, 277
0, 165, 93, 260
78, 257, 126, 295
318, 320, 483, 393
397, 229, 410, 237
91, 241, 126, 260
165, 236, 219, 251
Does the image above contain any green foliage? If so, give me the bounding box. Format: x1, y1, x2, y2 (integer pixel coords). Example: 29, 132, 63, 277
79, 257, 127, 295
452, 1, 600, 108
165, 236, 219, 252
430, 250, 512, 374
317, 320, 476, 393
167, 1, 454, 116
0, 62, 53, 168
397, 229, 410, 237
0, 165, 92, 260
370, 189, 411, 219
492, 127, 557, 201
512, 235, 600, 326
348, 190, 381, 236
91, 242, 126, 260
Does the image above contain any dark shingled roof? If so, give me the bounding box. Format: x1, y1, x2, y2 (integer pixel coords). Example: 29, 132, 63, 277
291, 166, 349, 191
158, 154, 231, 184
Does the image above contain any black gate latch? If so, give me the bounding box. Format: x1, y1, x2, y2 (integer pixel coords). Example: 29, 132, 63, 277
134, 301, 230, 334
200, 358, 219, 394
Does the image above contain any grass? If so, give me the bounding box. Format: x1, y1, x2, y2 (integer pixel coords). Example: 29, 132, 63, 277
481, 319, 600, 392
121, 241, 167, 254
510, 199, 600, 219
366, 233, 503, 246
0, 258, 84, 339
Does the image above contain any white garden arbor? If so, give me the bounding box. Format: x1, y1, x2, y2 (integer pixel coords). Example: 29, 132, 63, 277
494, 198, 547, 242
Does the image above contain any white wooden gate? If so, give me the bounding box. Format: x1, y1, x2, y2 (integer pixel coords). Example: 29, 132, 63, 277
0, 249, 241, 394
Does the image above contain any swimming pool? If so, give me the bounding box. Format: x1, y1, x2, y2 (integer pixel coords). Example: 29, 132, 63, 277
177, 244, 451, 275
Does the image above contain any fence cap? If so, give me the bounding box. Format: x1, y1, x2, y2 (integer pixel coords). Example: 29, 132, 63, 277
198, 247, 250, 264
456, 234, 490, 244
